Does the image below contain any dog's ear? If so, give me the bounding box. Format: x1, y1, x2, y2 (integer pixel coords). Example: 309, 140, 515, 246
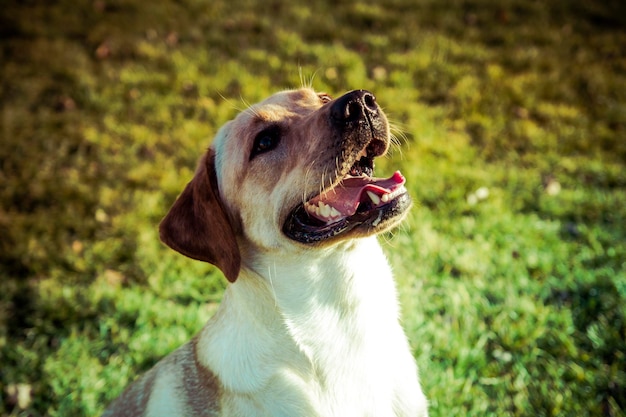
159, 149, 241, 282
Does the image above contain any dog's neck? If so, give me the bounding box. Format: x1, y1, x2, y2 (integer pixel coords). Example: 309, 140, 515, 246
241, 235, 399, 320
196, 236, 402, 394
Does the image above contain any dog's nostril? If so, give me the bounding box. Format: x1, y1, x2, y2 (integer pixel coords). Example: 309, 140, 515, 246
346, 101, 363, 122
363, 92, 377, 112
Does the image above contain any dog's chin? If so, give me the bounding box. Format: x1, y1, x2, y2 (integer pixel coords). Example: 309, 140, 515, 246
282, 169, 412, 245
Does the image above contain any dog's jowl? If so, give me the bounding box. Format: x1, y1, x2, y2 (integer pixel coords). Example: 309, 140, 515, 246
103, 88, 428, 417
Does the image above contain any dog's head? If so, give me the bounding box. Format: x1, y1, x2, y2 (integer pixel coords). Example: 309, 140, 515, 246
159, 88, 411, 282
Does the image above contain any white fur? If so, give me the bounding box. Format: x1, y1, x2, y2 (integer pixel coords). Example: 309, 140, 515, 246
194, 237, 427, 416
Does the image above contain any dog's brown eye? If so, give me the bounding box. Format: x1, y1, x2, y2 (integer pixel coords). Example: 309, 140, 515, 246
250, 126, 281, 160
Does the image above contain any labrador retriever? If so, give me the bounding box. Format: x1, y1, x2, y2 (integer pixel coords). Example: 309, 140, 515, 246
103, 88, 428, 417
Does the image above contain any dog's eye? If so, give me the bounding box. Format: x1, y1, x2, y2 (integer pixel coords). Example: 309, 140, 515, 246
250, 126, 281, 160
319, 94, 332, 104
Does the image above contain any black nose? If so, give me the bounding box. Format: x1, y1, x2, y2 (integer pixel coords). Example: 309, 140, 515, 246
330, 90, 379, 126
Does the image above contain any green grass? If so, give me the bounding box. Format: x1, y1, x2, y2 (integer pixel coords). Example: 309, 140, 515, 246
1, 0, 625, 415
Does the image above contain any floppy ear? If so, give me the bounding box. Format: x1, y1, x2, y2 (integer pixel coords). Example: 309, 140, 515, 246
159, 149, 241, 282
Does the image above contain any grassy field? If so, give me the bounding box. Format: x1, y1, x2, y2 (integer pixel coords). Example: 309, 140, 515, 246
1, 0, 625, 415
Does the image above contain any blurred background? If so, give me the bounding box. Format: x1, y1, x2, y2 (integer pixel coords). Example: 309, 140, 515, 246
1, 0, 625, 415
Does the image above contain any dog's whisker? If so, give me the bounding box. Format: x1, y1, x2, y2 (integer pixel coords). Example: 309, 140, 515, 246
321, 164, 333, 195
217, 91, 248, 115
302, 160, 318, 205
298, 67, 308, 89
389, 122, 409, 144
303, 165, 312, 205
380, 232, 395, 247
394, 221, 411, 243
389, 134, 404, 160
388, 122, 410, 160
241, 98, 263, 119
268, 263, 278, 308
309, 69, 319, 89
298, 67, 320, 89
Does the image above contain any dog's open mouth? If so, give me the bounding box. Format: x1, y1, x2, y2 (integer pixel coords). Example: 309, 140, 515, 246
283, 154, 411, 244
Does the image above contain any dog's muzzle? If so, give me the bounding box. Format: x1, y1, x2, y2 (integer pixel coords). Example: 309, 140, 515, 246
283, 90, 412, 244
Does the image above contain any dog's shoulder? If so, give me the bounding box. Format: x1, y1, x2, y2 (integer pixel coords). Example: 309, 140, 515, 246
104, 342, 221, 417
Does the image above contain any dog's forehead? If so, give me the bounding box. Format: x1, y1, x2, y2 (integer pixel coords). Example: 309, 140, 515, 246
244, 88, 323, 122
258, 88, 321, 108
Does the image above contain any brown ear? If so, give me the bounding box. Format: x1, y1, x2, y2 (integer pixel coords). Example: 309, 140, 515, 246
159, 149, 241, 282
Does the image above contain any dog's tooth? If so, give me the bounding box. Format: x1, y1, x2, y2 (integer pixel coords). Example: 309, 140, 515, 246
381, 193, 390, 203
304, 200, 345, 221
366, 191, 381, 205
321, 203, 331, 218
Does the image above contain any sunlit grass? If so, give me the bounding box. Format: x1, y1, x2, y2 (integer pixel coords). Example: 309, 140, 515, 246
1, 0, 625, 416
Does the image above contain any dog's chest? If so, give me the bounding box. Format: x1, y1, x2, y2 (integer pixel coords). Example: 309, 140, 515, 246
227, 323, 410, 417
198, 239, 423, 416
230, 242, 412, 415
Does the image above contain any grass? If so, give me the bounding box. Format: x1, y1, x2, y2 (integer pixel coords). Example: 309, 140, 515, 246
1, 0, 625, 415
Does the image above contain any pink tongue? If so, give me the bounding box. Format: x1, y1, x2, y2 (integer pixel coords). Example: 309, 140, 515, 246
308, 171, 406, 218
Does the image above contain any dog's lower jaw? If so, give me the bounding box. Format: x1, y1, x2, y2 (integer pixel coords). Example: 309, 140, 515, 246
195, 236, 428, 417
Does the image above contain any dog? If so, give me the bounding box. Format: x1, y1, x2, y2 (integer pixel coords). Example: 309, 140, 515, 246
103, 88, 428, 417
